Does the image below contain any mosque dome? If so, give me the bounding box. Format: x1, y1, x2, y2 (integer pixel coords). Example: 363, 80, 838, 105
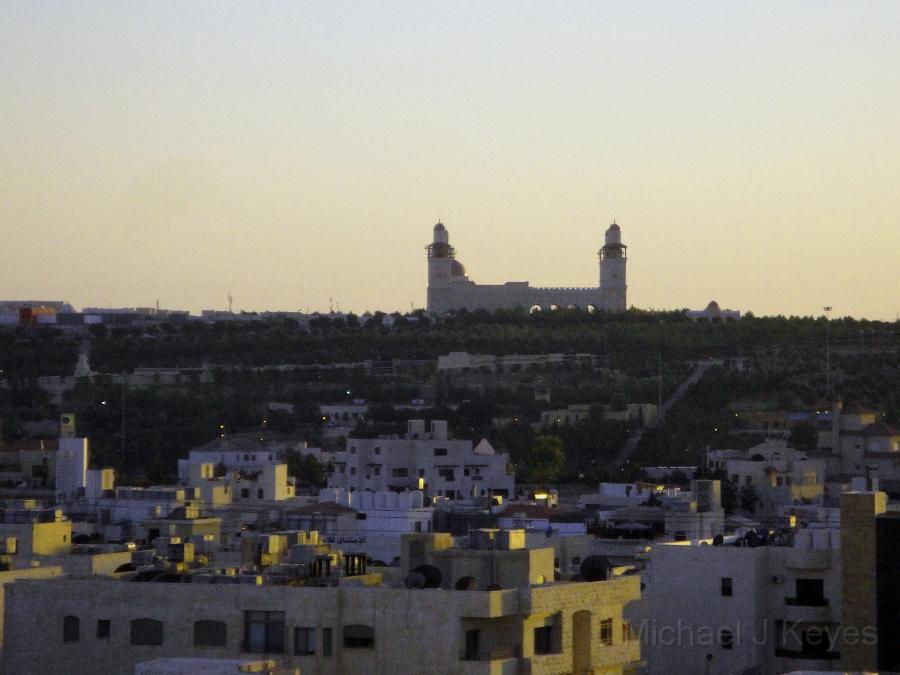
434, 222, 446, 231
450, 259, 467, 277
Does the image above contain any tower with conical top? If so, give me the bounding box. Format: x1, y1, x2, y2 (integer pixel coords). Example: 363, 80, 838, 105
599, 222, 627, 311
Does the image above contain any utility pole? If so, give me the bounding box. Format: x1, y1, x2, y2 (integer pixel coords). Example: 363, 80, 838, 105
657, 351, 664, 456
121, 374, 127, 467
826, 309, 832, 393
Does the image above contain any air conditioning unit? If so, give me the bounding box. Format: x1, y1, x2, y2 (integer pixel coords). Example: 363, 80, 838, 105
771, 575, 785, 584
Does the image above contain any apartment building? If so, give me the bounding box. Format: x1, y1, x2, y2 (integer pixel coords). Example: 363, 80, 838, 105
2, 530, 641, 675
329, 420, 515, 501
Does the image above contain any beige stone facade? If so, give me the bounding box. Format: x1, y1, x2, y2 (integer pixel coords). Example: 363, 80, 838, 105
2, 574, 640, 675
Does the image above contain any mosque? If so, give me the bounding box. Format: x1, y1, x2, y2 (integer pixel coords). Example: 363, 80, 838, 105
426, 221, 627, 314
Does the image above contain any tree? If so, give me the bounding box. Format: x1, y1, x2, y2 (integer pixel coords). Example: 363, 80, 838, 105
788, 421, 818, 452
283, 452, 327, 488
739, 483, 760, 514
722, 477, 738, 515
524, 435, 565, 484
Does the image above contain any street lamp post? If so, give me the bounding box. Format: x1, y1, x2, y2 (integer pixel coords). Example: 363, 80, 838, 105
823, 306, 833, 393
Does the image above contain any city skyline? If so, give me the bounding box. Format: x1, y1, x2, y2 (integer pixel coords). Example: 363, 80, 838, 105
3, 3, 899, 320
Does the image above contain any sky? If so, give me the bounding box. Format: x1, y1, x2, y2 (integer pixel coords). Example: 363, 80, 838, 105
2, 2, 899, 320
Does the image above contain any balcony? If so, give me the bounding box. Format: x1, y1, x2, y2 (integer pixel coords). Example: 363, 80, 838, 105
458, 657, 520, 675
775, 647, 840, 661
782, 597, 833, 623
785, 548, 832, 570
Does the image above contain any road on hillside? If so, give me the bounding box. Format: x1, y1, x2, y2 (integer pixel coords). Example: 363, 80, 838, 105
610, 359, 715, 470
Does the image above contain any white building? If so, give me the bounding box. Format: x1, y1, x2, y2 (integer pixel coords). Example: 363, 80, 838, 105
426, 221, 627, 314
329, 419, 515, 501
686, 301, 741, 321
708, 439, 826, 517
818, 400, 900, 478
291, 488, 435, 564
55, 438, 88, 501
647, 526, 842, 675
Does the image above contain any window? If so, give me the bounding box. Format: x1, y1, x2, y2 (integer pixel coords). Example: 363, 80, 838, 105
374, 447, 381, 455
793, 578, 826, 606
373, 465, 381, 475
438, 468, 455, 482
414, 521, 422, 532
343, 624, 375, 649
434, 447, 448, 457
350, 446, 357, 454
194, 620, 227, 647
96, 619, 111, 640
294, 627, 315, 655
622, 621, 636, 641
241, 488, 250, 499
721, 577, 733, 597
418, 469, 425, 477
719, 628, 734, 649
391, 468, 409, 478
463, 629, 480, 660
350, 467, 356, 475
322, 627, 333, 657
534, 626, 555, 654
464, 468, 470, 477
600, 618, 613, 645
63, 615, 80, 643
257, 489, 264, 499
130, 618, 163, 646
244, 611, 285, 654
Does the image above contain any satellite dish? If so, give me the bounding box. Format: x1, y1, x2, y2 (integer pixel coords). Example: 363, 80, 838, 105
410, 564, 442, 589
404, 571, 426, 589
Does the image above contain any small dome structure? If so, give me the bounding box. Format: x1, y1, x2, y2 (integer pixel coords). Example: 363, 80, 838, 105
450, 260, 466, 277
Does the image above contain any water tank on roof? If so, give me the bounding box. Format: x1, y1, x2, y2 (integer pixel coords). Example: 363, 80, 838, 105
579, 555, 613, 582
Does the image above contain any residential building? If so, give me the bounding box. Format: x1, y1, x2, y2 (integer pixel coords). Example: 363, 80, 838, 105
708, 439, 825, 516
2, 531, 642, 675
647, 524, 843, 674
329, 420, 515, 501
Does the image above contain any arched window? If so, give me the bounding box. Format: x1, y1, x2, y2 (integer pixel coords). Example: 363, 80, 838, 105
130, 618, 163, 646
63, 615, 79, 643
194, 620, 227, 647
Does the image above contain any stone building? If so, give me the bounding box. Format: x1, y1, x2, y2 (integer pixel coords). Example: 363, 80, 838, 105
2, 531, 642, 675
426, 221, 627, 314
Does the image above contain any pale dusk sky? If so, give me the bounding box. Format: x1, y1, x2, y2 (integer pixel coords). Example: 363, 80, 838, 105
2, 2, 899, 319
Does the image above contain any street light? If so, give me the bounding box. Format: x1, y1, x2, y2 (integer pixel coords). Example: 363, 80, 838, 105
823, 306, 833, 393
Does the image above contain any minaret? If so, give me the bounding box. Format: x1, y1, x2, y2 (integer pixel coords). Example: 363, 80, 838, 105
599, 222, 627, 310
426, 222, 454, 312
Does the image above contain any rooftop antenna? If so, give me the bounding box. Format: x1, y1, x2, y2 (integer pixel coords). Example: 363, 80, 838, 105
228, 293, 233, 313
329, 297, 334, 313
